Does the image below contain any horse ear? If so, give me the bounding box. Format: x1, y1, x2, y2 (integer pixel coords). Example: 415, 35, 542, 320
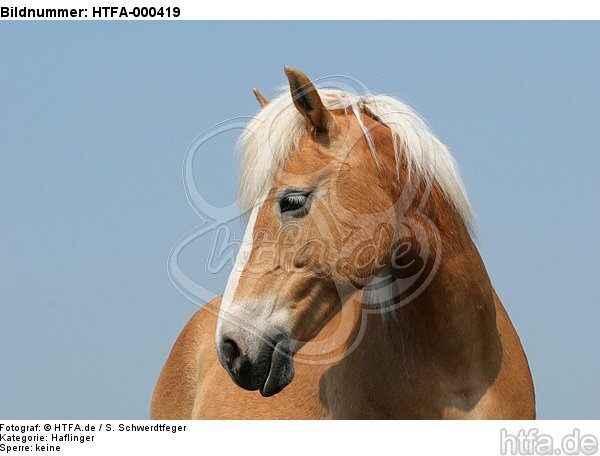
252, 88, 269, 107
284, 66, 336, 137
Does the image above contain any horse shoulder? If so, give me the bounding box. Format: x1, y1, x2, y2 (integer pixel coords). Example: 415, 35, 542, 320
489, 291, 536, 419
458, 290, 535, 420
150, 297, 221, 419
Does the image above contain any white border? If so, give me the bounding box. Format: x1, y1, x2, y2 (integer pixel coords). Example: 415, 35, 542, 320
2, 0, 600, 20
0, 420, 599, 455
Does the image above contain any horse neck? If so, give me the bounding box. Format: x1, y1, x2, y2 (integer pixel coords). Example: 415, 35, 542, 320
318, 197, 503, 417
358, 189, 501, 380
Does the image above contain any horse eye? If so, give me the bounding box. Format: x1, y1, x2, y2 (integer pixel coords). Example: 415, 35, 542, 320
279, 192, 310, 216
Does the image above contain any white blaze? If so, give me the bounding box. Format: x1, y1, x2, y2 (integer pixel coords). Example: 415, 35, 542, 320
215, 199, 263, 337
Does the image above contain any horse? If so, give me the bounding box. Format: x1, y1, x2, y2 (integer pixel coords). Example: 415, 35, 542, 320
151, 67, 535, 419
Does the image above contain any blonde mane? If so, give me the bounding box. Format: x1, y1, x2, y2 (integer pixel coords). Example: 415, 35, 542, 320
237, 89, 475, 233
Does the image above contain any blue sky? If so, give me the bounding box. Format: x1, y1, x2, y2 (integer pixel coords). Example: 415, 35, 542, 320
0, 22, 598, 419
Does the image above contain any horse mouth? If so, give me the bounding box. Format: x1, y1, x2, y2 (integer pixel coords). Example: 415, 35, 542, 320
259, 338, 295, 397
217, 326, 296, 396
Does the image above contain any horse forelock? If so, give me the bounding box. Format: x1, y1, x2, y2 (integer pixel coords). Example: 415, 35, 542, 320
236, 88, 476, 234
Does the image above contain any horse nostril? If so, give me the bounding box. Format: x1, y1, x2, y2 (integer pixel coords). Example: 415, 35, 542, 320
220, 338, 240, 368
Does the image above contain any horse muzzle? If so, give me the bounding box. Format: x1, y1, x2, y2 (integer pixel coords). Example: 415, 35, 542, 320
217, 329, 295, 397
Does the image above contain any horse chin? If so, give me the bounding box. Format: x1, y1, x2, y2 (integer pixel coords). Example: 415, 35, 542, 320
259, 339, 295, 397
